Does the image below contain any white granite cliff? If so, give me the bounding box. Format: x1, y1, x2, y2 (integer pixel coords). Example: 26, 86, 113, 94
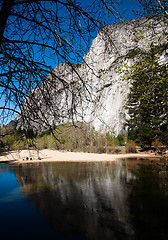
16, 15, 168, 135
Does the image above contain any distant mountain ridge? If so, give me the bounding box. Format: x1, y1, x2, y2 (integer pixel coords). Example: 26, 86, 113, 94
16, 15, 168, 135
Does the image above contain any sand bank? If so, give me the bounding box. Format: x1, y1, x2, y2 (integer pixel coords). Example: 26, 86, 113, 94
0, 149, 153, 164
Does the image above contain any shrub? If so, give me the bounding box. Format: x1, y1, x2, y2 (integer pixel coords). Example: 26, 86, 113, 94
97, 146, 106, 153
13, 140, 25, 150
126, 140, 137, 153
114, 148, 121, 154
152, 139, 162, 150
36, 135, 48, 149
152, 139, 165, 154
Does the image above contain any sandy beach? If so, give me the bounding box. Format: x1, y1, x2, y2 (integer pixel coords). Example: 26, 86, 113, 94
0, 149, 153, 164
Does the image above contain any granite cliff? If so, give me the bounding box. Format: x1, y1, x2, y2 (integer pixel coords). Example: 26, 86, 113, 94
16, 15, 168, 135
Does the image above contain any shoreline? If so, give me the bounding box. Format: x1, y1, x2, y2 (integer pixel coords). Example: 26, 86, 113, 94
0, 149, 156, 164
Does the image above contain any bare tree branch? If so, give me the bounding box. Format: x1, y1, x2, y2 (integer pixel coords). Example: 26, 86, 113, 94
156, 0, 168, 15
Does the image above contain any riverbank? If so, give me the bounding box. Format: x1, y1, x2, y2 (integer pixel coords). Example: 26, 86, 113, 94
0, 149, 155, 164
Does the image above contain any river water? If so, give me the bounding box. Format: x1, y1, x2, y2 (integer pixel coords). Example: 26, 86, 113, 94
0, 159, 168, 240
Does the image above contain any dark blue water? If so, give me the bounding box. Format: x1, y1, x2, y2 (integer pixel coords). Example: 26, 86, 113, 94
0, 165, 59, 239
0, 159, 168, 240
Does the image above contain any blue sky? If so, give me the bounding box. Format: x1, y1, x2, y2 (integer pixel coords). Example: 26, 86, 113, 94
0, 0, 143, 125
43, 0, 142, 68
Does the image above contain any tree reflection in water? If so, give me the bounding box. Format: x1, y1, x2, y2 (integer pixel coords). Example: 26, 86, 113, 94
13, 160, 168, 240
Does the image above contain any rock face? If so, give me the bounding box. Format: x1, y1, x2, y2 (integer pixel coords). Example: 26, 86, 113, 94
17, 15, 168, 135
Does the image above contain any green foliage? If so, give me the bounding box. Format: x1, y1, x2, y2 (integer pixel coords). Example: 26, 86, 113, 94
36, 122, 92, 151
106, 132, 114, 146
0, 125, 38, 151
0, 122, 128, 153
126, 48, 141, 58
114, 134, 127, 146
125, 46, 168, 148
36, 135, 48, 149
25, 128, 37, 139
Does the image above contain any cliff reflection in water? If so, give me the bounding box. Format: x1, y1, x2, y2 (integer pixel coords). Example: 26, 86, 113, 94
14, 161, 135, 240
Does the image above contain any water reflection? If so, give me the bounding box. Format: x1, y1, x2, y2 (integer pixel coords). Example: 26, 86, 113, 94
1, 159, 168, 240
128, 164, 168, 240
13, 161, 134, 240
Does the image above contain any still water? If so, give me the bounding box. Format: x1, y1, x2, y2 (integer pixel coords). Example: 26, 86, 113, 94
0, 159, 168, 240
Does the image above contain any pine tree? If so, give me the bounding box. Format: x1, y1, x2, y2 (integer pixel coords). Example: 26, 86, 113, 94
126, 46, 168, 147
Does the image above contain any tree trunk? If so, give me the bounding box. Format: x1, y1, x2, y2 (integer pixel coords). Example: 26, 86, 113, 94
0, 0, 15, 47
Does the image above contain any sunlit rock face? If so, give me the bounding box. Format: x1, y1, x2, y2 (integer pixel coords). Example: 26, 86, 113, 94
17, 15, 168, 135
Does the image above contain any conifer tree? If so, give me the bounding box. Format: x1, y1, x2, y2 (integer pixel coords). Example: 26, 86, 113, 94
126, 45, 168, 147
